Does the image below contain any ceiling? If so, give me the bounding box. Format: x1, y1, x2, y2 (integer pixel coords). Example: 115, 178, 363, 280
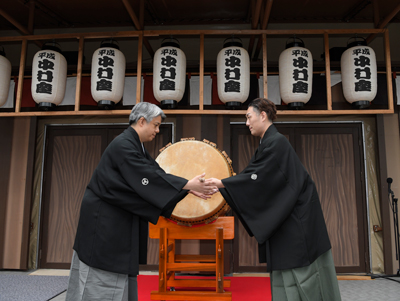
1, 0, 400, 33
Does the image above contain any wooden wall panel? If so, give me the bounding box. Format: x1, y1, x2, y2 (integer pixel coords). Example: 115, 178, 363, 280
42, 134, 102, 266
300, 133, 359, 267
0, 118, 14, 268
2, 117, 31, 269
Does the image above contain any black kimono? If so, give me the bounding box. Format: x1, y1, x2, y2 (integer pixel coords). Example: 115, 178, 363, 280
220, 124, 331, 272
73, 126, 188, 276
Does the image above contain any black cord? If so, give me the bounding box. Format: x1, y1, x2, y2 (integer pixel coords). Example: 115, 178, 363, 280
368, 273, 400, 284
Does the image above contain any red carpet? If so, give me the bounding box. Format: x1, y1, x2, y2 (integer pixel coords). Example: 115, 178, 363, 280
138, 275, 271, 300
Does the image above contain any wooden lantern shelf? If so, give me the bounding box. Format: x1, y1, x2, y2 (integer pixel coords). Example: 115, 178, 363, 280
149, 216, 234, 301
0, 28, 394, 117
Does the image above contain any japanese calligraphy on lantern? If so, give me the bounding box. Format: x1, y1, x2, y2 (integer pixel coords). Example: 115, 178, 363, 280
31, 47, 67, 108
35, 52, 56, 94
352, 48, 372, 92
96, 49, 115, 92
91, 44, 126, 107
217, 43, 250, 106
278, 44, 313, 107
291, 49, 309, 94
224, 48, 242, 93
153, 42, 186, 108
340, 44, 377, 108
159, 48, 178, 91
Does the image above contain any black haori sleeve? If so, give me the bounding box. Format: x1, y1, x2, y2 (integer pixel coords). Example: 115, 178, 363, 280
220, 135, 307, 245
118, 152, 189, 221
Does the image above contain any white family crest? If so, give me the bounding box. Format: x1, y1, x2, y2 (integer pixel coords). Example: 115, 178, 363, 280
251, 174, 257, 180
142, 178, 149, 185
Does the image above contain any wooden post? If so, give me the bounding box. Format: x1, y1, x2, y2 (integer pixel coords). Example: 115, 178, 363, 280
384, 29, 394, 112
159, 227, 167, 293
216, 228, 224, 293
262, 34, 268, 98
28, 0, 35, 33
168, 239, 176, 282
149, 217, 233, 300
323, 32, 332, 111
136, 33, 143, 104
74, 37, 84, 111
199, 33, 205, 110
15, 39, 28, 113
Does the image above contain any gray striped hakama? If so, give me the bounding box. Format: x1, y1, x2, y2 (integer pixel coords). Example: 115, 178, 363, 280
65, 251, 138, 301
271, 250, 341, 301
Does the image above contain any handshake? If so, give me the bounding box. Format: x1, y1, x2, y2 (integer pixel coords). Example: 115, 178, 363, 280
182, 173, 225, 200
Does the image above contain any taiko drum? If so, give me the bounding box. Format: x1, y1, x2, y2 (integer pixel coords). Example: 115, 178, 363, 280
156, 139, 234, 226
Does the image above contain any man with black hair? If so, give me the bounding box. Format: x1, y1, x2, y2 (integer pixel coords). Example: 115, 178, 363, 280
207, 98, 341, 300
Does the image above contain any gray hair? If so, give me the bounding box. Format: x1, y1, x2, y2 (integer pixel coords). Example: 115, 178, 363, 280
129, 102, 166, 125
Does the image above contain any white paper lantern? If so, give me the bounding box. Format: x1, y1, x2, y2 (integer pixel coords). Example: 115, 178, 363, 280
217, 38, 250, 108
0, 47, 11, 107
279, 38, 313, 108
341, 38, 377, 109
31, 43, 67, 110
91, 40, 126, 109
153, 39, 186, 109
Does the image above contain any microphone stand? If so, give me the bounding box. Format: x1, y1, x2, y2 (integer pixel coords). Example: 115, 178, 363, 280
370, 180, 400, 282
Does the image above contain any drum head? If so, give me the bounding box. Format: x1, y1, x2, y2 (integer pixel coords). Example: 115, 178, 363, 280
156, 139, 233, 226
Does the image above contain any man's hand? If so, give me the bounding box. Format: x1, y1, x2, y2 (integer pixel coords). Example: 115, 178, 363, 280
183, 173, 219, 195
205, 178, 225, 189
189, 190, 212, 200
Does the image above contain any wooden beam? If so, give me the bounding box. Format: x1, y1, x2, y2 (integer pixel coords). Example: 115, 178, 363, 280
27, 1, 43, 49
74, 37, 85, 111
0, 108, 394, 118
136, 33, 143, 104
262, 34, 268, 98
246, 0, 255, 24
366, 2, 400, 43
0, 4, 42, 48
121, 0, 154, 58
199, 34, 205, 110
122, 0, 141, 29
143, 37, 155, 58
378, 5, 400, 27
247, 0, 263, 57
18, 0, 72, 27
0, 7, 31, 35
251, 0, 263, 29
139, 0, 145, 29
324, 33, 332, 111
341, 0, 371, 22
0, 28, 388, 43
28, 0, 35, 33
372, 0, 380, 28
383, 29, 394, 111
259, 0, 266, 28
260, 0, 274, 30
15, 40, 28, 113
253, 0, 274, 61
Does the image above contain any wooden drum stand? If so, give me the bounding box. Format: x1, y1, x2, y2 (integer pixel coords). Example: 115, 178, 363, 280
149, 216, 234, 301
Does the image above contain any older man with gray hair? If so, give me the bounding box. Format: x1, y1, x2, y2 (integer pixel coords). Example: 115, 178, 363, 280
66, 102, 217, 301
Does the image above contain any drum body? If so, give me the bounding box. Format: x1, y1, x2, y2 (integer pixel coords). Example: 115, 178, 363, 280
156, 139, 234, 226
